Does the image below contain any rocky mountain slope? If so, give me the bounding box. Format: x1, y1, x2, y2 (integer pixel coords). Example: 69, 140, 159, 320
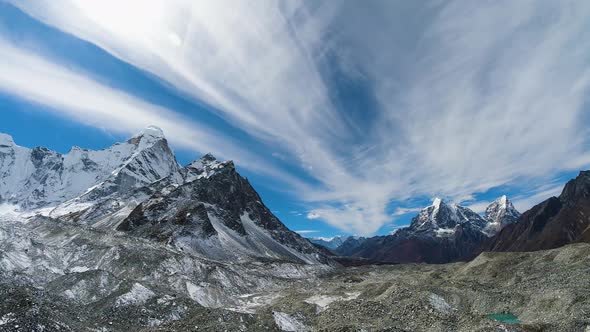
0, 128, 327, 264
118, 154, 327, 263
338, 197, 520, 263
484, 171, 590, 252
0, 213, 332, 331
2, 211, 588, 331
334, 236, 368, 256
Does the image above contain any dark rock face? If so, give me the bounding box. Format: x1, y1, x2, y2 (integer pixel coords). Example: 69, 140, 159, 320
334, 237, 367, 256
120, 198, 217, 242
345, 224, 488, 264
483, 171, 590, 252
118, 157, 327, 264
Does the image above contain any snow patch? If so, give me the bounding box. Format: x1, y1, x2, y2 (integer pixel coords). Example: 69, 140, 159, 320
429, 293, 452, 314
0, 203, 21, 218
272, 311, 309, 332
304, 292, 360, 312
0, 313, 16, 326
115, 283, 155, 306
186, 281, 224, 308
434, 228, 456, 237
70, 266, 91, 273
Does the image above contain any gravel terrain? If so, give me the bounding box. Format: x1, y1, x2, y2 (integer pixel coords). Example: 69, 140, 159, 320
1, 215, 588, 332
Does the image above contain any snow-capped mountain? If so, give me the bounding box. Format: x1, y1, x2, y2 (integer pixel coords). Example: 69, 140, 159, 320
482, 195, 521, 236
309, 236, 350, 250
340, 197, 520, 264
0, 127, 328, 264
409, 198, 488, 237
47, 126, 183, 226
0, 126, 180, 211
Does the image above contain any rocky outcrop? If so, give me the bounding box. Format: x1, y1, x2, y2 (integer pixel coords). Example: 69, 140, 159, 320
484, 171, 590, 252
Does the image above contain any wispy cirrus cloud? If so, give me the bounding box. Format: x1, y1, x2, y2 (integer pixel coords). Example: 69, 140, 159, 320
0, 36, 302, 184
3, 1, 590, 235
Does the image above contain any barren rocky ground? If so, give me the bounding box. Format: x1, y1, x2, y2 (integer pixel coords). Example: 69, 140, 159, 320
258, 243, 590, 332
1, 215, 589, 332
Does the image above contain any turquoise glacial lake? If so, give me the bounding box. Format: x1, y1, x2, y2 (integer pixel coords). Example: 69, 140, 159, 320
486, 313, 520, 324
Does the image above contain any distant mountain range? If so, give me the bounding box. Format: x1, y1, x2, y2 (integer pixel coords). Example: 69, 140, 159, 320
309, 235, 357, 250
310, 196, 522, 264
311, 171, 590, 264
0, 126, 328, 264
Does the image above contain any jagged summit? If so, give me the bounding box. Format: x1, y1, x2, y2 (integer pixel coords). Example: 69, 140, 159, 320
127, 125, 167, 147
482, 195, 520, 236
432, 197, 442, 207
410, 198, 487, 236
559, 170, 590, 204
132, 125, 165, 139
0, 132, 15, 147
185, 153, 234, 181
0, 126, 180, 209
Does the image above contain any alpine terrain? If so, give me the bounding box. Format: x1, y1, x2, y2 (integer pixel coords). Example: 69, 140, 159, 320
0, 128, 589, 332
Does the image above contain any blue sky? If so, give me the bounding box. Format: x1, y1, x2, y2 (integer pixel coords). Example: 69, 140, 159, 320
1, 1, 589, 238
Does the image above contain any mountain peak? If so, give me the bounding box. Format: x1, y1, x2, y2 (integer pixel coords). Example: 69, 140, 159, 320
432, 197, 443, 208
141, 125, 165, 138
410, 199, 486, 236
185, 153, 233, 181
0, 133, 15, 147
128, 125, 166, 146
482, 195, 520, 236
560, 170, 590, 204
200, 152, 217, 162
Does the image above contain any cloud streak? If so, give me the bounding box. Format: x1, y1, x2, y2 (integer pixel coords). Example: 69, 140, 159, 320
4, 1, 590, 234
0, 36, 302, 184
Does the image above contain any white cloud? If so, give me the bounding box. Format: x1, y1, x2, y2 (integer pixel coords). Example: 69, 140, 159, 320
512, 183, 565, 212
464, 201, 492, 214
0, 36, 304, 186
5, 1, 590, 235
295, 230, 319, 235
306, 212, 321, 220
392, 207, 423, 217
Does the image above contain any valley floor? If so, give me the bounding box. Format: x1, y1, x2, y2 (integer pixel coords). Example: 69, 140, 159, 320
1, 216, 589, 331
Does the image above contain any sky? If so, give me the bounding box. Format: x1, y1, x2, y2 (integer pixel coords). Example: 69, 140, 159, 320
0, 1, 589, 238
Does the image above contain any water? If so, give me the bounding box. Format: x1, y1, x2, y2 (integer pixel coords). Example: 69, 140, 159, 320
486, 313, 520, 324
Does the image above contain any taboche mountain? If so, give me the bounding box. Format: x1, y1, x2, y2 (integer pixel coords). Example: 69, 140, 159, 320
0, 126, 326, 264
321, 196, 522, 264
